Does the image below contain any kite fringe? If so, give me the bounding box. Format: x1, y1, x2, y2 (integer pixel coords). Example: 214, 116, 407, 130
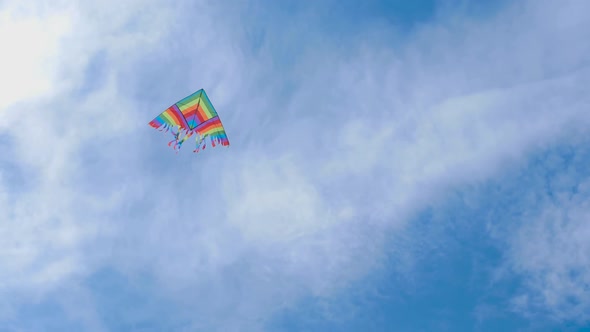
151, 123, 228, 154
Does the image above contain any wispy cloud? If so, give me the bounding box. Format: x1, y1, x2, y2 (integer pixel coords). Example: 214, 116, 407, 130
0, 0, 589, 330
502, 145, 590, 324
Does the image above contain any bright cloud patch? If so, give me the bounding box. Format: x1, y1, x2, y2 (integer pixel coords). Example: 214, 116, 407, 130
0, 3, 71, 110
0, 0, 589, 330
508, 173, 590, 323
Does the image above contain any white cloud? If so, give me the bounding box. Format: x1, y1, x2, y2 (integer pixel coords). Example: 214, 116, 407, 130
0, 2, 71, 111
0, 0, 589, 330
506, 178, 590, 323
0, 0, 186, 327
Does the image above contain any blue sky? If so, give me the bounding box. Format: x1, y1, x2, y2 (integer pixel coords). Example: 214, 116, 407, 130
1, 0, 589, 331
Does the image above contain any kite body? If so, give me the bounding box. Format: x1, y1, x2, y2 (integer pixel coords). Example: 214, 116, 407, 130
149, 89, 230, 153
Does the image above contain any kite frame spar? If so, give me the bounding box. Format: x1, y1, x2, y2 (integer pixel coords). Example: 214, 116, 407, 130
149, 89, 230, 153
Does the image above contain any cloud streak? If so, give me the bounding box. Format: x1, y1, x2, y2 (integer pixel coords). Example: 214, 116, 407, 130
0, 0, 589, 330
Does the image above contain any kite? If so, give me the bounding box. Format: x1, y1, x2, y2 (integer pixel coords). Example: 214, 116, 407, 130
149, 89, 230, 154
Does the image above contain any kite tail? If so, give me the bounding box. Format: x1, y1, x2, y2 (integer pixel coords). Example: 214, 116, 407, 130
193, 133, 207, 153
150, 122, 178, 153
177, 130, 194, 150
168, 131, 180, 149
191, 134, 229, 153
156, 123, 170, 133
167, 128, 196, 152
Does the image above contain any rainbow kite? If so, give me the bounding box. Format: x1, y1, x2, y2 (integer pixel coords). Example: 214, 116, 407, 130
149, 89, 230, 153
